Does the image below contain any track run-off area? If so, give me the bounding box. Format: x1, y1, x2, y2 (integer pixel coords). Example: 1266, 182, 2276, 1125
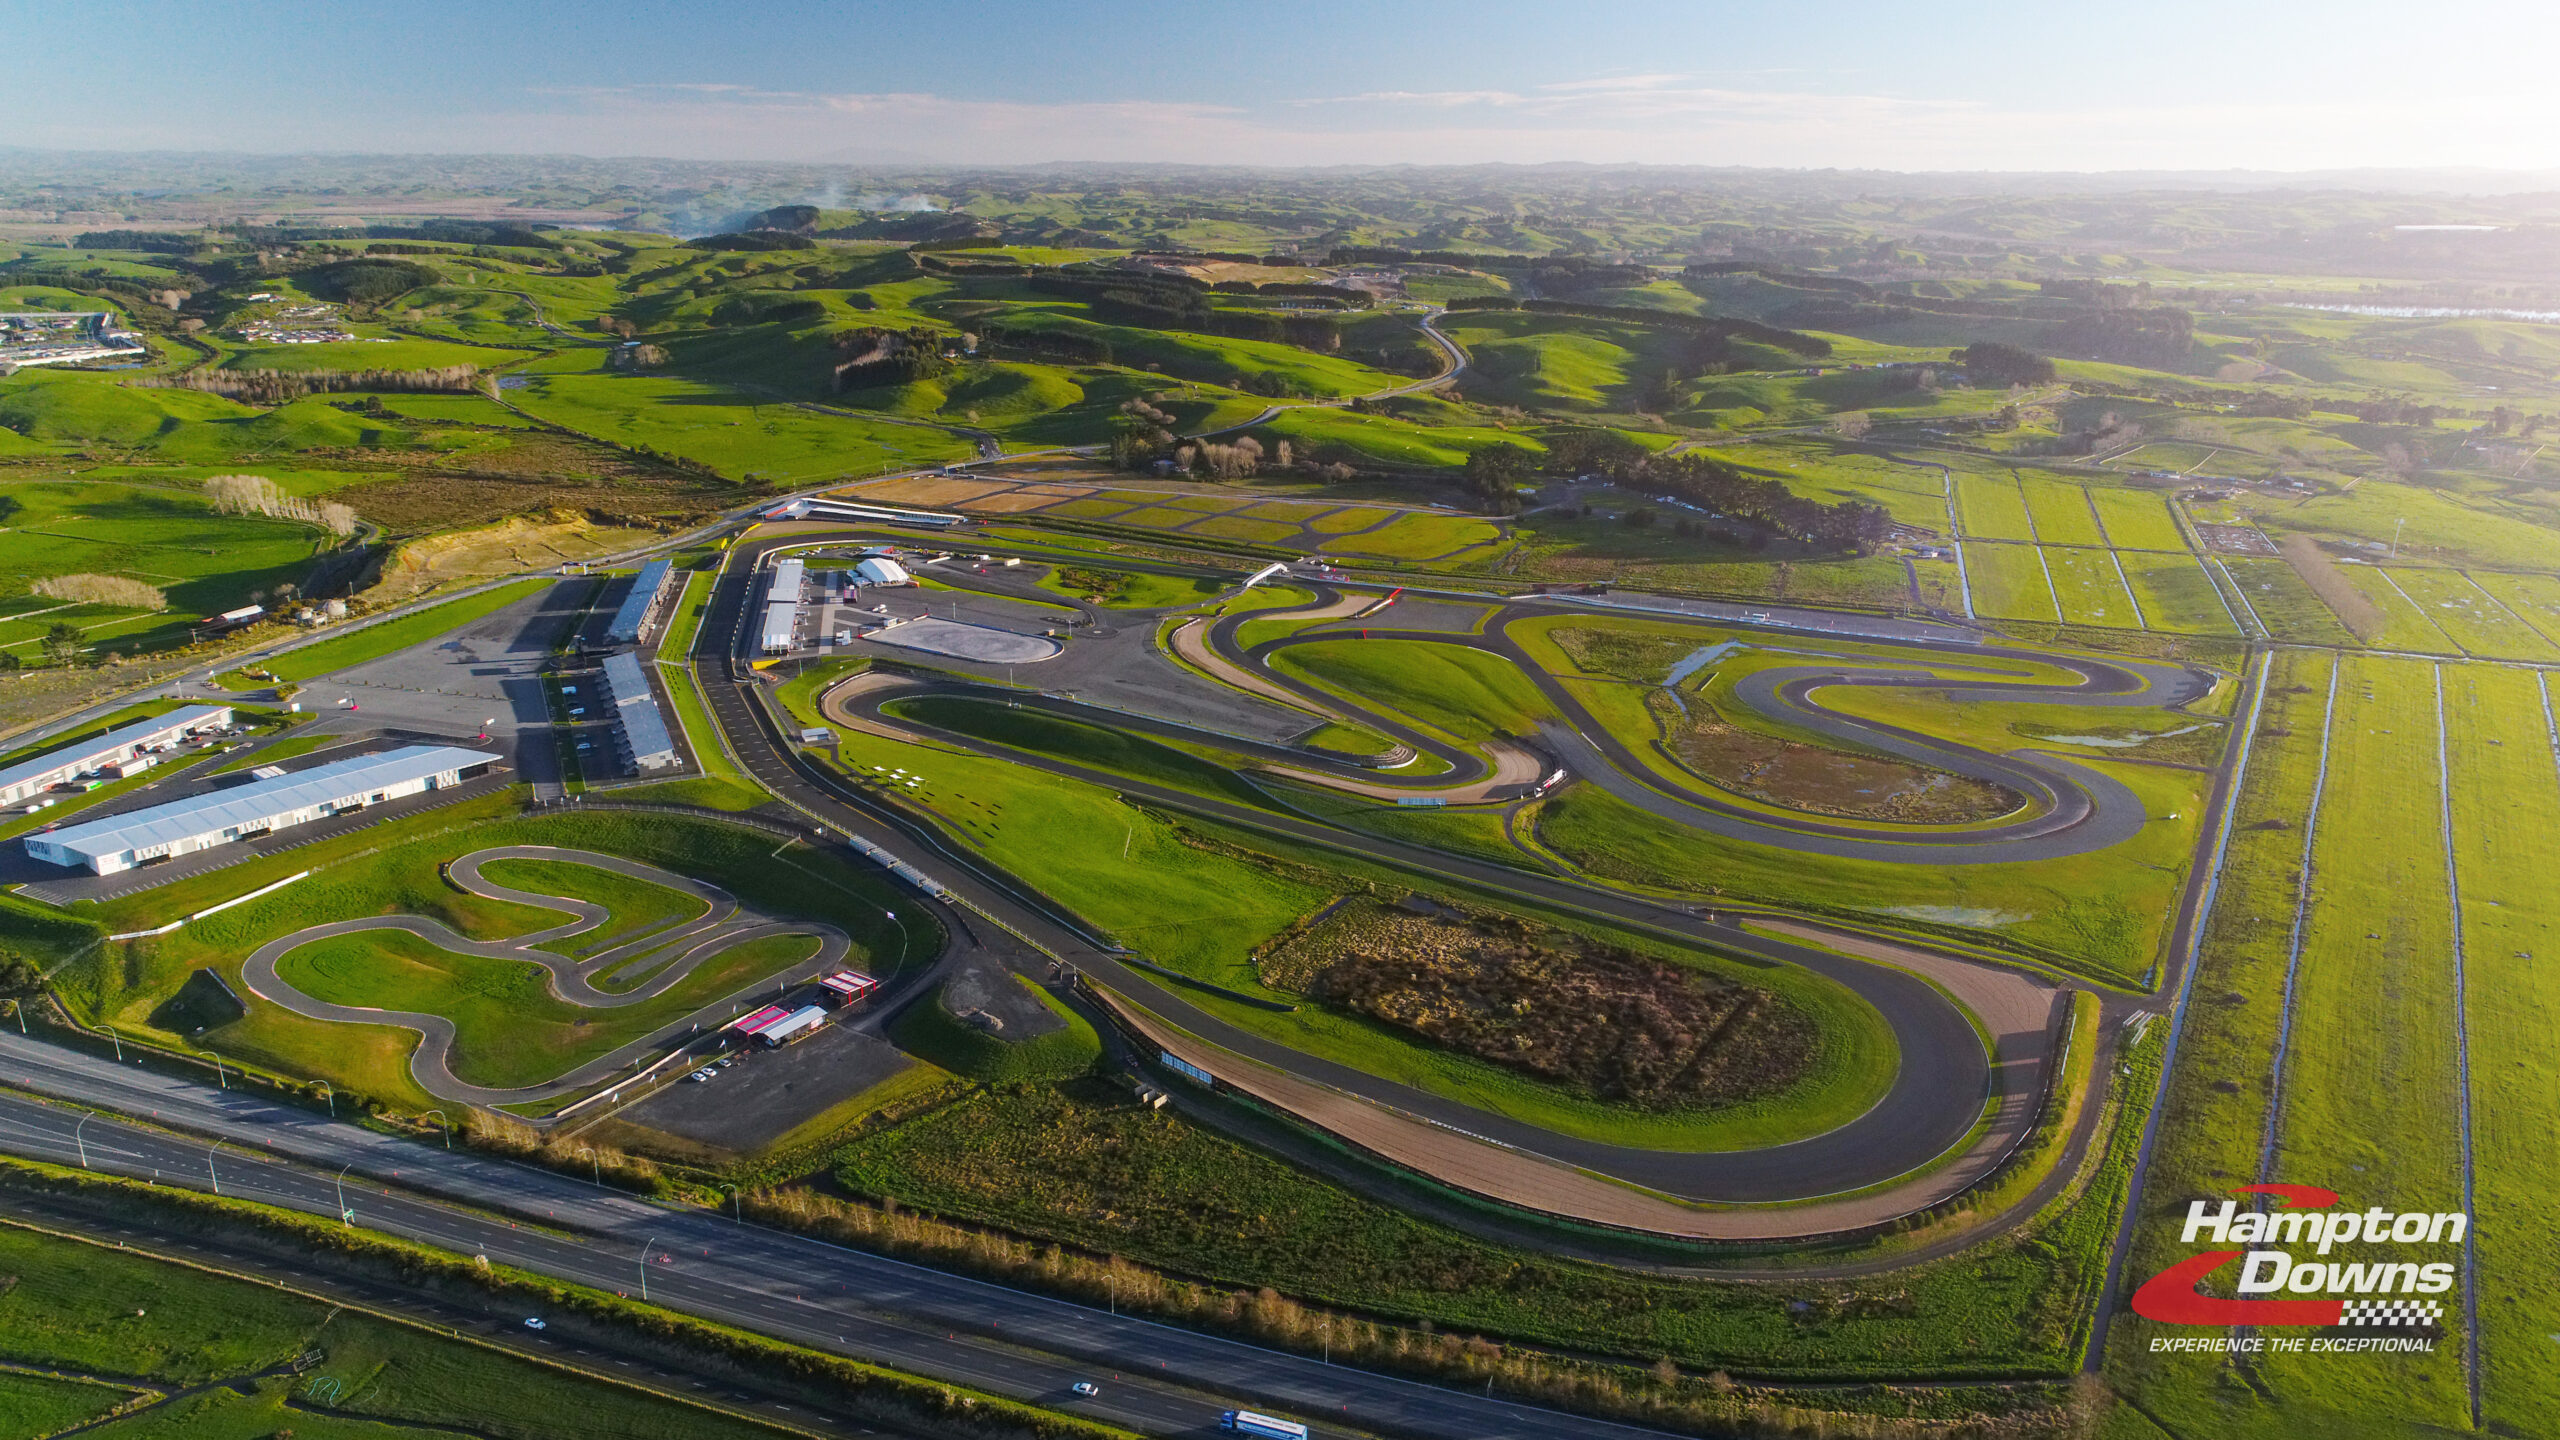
736, 525, 2245, 1239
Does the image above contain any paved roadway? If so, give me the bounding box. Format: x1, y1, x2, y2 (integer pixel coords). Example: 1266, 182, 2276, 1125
0, 1033, 1684, 1440
710, 535, 2017, 1207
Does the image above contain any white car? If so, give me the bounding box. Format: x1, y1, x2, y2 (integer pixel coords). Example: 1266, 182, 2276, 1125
1070, 1381, 1099, 1398
523, 1317, 547, 1331
687, 1068, 715, 1083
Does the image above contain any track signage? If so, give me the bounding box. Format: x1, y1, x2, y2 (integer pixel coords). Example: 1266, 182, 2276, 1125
2132, 1184, 2462, 1352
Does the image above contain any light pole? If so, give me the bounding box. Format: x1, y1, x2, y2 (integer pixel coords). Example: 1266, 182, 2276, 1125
421, 1109, 449, 1149
718, 1183, 742, 1223
639, 1235, 658, 1302
2392, 516, 2407, 558
314, 1083, 333, 1118
882, 910, 907, 966
194, 1050, 224, 1089
73, 1114, 91, 1169
335, 1162, 354, 1226
206, 1141, 221, 1196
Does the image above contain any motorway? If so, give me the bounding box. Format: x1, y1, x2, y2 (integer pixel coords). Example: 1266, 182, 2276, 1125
0, 1032, 1687, 1440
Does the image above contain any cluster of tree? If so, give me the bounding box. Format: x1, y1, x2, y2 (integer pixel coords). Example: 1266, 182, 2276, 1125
73, 230, 209, 253
205, 473, 360, 537
2347, 395, 2453, 426
709, 294, 825, 326
1468, 439, 1892, 551
1172, 435, 1268, 479
1955, 342, 2056, 386
1443, 296, 1832, 358
827, 326, 954, 390
1522, 256, 1653, 293
1128, 248, 1281, 266
1681, 262, 1878, 299
2046, 307, 2195, 367
300, 257, 441, 306
1208, 280, 1370, 309
912, 252, 1027, 276
976, 319, 1113, 366
1029, 272, 1343, 349
1322, 246, 1519, 268
138, 365, 484, 404
686, 231, 816, 252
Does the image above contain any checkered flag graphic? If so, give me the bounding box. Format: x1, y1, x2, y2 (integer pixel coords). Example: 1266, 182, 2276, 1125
2336, 1299, 2443, 1328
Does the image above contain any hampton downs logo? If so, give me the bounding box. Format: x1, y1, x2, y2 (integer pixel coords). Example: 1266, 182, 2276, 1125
2132, 1185, 2462, 1349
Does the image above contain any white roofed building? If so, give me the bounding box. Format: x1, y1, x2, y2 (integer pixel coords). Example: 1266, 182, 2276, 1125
852, 555, 912, 587
0, 705, 232, 807
25, 745, 499, 875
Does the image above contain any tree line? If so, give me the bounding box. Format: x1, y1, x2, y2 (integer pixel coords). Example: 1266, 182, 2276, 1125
1443, 296, 1832, 358
1464, 432, 1893, 553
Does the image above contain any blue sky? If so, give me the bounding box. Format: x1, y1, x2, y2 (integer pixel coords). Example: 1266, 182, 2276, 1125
9, 0, 2555, 172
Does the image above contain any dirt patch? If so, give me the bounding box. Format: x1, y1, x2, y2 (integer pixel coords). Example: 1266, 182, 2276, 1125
964, 490, 1071, 514
374, 512, 663, 602
353, 475, 723, 532
939, 956, 1063, 1040
843, 475, 1011, 508
2280, 532, 2386, 642
1660, 692, 2023, 823
1262, 900, 1813, 1110
2194, 523, 2278, 556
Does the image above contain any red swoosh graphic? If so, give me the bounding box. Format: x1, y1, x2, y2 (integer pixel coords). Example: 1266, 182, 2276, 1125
2232, 1184, 2339, 1209
2130, 1251, 2345, 1326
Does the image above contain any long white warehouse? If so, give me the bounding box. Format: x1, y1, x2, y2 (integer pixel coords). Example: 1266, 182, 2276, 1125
25, 744, 499, 875
602, 557, 676, 647
0, 705, 233, 807
760, 557, 804, 655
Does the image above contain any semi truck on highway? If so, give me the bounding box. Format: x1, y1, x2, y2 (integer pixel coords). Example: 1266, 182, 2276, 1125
1219, 1412, 1309, 1439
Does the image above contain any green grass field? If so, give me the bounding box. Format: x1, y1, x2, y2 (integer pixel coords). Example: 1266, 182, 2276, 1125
2043, 546, 2138, 628
2443, 665, 2560, 1433
2020, 474, 2106, 547
2117, 550, 2242, 635
1965, 543, 2061, 622
2222, 556, 2360, 645
2386, 566, 2560, 662
2257, 654, 2468, 1431
1955, 472, 2036, 541
477, 855, 707, 960
1269, 638, 1554, 748
2088, 487, 2190, 550
2469, 570, 2560, 649
2337, 565, 2461, 654
2106, 652, 2336, 1436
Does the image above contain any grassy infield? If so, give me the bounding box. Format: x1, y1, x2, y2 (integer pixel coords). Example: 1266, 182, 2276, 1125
2112, 654, 2560, 1439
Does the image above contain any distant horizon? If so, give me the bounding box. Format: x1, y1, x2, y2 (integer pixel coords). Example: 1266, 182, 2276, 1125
7, 146, 2560, 197
6, 1, 2557, 174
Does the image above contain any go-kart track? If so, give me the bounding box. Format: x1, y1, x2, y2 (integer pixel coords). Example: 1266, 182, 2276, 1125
238, 845, 856, 1108
710, 525, 2241, 1239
